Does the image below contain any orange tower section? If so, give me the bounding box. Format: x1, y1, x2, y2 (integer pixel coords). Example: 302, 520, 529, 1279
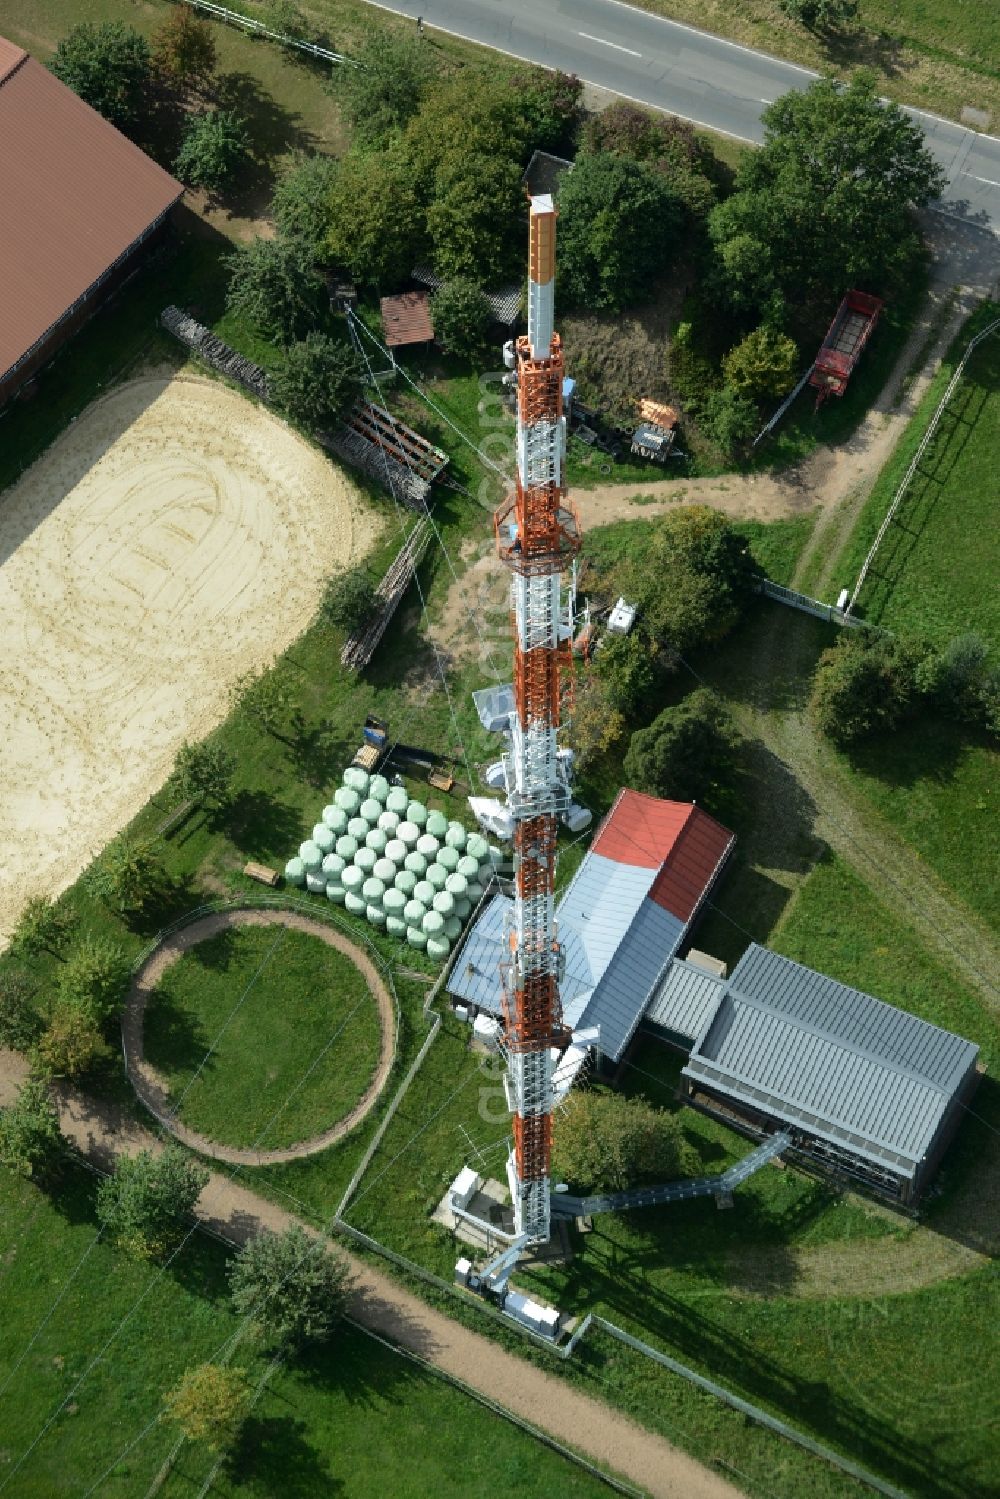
495, 195, 580, 1242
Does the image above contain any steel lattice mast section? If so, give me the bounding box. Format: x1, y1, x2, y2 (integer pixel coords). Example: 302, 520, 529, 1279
495, 195, 580, 1244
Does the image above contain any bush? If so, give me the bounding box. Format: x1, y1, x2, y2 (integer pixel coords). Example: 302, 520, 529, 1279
35, 1005, 110, 1079
170, 740, 237, 808
0, 970, 41, 1051
152, 5, 217, 85
229, 665, 300, 739
699, 387, 759, 458
8, 896, 76, 964
229, 1225, 351, 1349
0, 1078, 62, 1182
56, 937, 131, 1026
810, 632, 928, 746
163, 1364, 250, 1451
225, 237, 325, 344
616, 507, 761, 653
319, 565, 379, 634
96, 1145, 209, 1259
781, 0, 859, 29
565, 674, 626, 770
272, 154, 340, 260
624, 689, 740, 805
430, 279, 492, 361
918, 633, 1000, 731
50, 22, 151, 132
508, 66, 583, 156
175, 110, 251, 197
552, 1088, 693, 1194
270, 334, 361, 432
557, 153, 683, 312
722, 326, 798, 400
667, 320, 719, 408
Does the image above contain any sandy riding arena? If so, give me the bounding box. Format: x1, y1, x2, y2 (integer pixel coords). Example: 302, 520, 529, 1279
0, 373, 380, 943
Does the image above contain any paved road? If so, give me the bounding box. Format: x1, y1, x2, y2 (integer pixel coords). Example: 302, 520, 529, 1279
374, 0, 1000, 236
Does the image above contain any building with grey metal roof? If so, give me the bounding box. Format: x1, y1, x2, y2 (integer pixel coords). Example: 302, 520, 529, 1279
447, 790, 734, 1064
644, 958, 727, 1049
681, 945, 980, 1204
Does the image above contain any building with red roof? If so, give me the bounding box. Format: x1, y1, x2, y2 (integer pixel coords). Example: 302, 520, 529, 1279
0, 35, 182, 408
448, 789, 735, 1065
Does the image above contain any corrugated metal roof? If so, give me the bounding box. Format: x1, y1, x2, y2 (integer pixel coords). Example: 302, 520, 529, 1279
0, 47, 182, 382
380, 291, 433, 348
412, 265, 523, 326
0, 37, 26, 83
683, 946, 980, 1176
557, 849, 657, 982
575, 899, 685, 1060
646, 958, 726, 1045
649, 807, 734, 922
591, 788, 688, 868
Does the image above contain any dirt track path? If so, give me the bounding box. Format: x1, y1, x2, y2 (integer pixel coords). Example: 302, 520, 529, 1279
0, 1050, 739, 1499
122, 909, 396, 1166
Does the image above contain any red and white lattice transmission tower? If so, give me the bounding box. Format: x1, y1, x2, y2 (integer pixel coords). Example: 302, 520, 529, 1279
495, 195, 580, 1244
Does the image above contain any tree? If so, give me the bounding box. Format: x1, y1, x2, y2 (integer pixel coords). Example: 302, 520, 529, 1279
85, 839, 167, 919
152, 5, 217, 86
96, 1145, 209, 1259
426, 151, 525, 283
810, 632, 928, 747
616, 507, 761, 653
552, 1088, 693, 1194
507, 66, 583, 156
8, 896, 76, 964
170, 740, 237, 808
781, 0, 859, 30
564, 674, 625, 770
229, 666, 300, 739
163, 1363, 250, 1452
50, 22, 151, 132
0, 970, 41, 1051
319, 565, 379, 634
337, 29, 436, 147
57, 937, 131, 1026
35, 1004, 110, 1079
699, 387, 759, 457
593, 632, 658, 720
708, 74, 945, 315
430, 279, 492, 362
272, 153, 340, 260
269, 334, 362, 431
581, 102, 717, 219
228, 1225, 351, 1349
917, 633, 1000, 731
175, 110, 251, 197
225, 237, 324, 344
624, 689, 740, 804
556, 153, 683, 312
0, 1078, 62, 1182
326, 147, 425, 287
722, 326, 798, 401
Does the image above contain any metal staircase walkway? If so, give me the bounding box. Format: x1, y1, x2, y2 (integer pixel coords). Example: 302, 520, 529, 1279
550, 1130, 793, 1218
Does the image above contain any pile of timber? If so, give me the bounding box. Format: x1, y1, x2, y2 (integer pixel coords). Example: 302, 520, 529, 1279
322, 400, 449, 512
341, 517, 432, 671
160, 306, 270, 401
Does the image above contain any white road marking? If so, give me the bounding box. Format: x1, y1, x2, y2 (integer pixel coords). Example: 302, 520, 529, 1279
968, 173, 1000, 187
577, 31, 642, 57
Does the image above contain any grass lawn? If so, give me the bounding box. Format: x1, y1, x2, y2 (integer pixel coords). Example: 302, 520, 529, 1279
0, 1168, 615, 1498
621, 0, 1000, 124
833, 307, 1000, 650
831, 725, 998, 937
144, 924, 384, 1150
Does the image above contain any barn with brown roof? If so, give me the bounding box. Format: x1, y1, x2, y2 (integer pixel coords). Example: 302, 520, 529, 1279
0, 36, 183, 407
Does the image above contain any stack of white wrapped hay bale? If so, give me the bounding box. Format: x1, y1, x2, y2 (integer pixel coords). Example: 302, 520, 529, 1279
284, 768, 495, 961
